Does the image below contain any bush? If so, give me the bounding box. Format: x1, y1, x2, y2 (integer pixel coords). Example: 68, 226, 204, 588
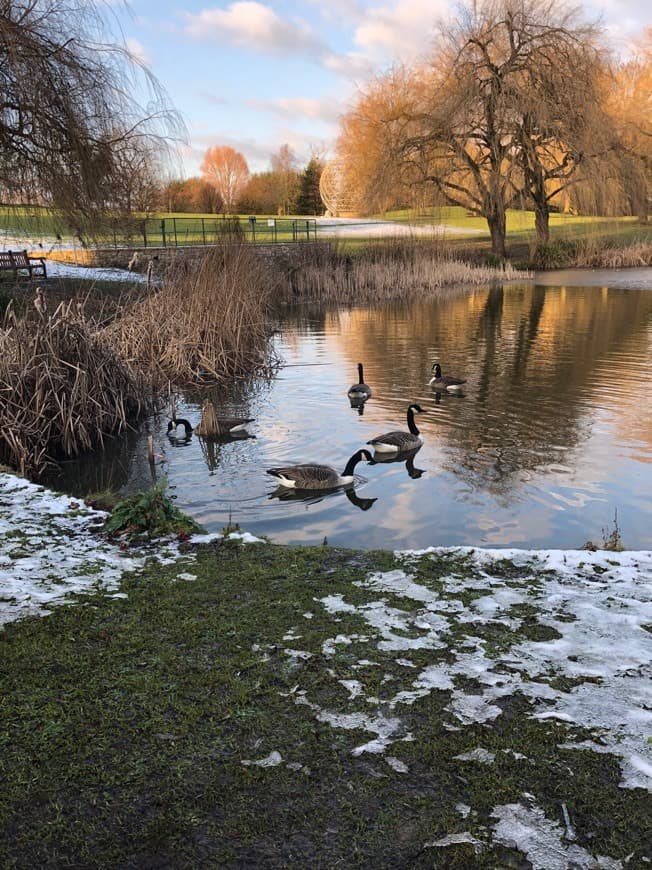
103, 480, 204, 539
530, 239, 577, 269
111, 243, 279, 386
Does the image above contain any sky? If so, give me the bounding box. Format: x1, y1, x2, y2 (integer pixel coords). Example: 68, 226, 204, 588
114, 0, 652, 178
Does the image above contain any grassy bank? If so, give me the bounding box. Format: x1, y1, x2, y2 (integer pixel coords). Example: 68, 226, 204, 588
1, 532, 650, 868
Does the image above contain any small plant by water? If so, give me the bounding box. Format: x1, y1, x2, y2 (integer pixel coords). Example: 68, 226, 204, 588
103, 480, 203, 540
583, 509, 625, 552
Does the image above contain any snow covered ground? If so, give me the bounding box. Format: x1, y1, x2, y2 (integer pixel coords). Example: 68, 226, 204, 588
0, 471, 254, 627
2, 471, 650, 777
2, 469, 651, 865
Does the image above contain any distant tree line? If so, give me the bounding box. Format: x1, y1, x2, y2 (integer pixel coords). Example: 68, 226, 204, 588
159, 146, 325, 217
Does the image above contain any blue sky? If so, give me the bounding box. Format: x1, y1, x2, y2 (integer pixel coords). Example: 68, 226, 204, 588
116, 0, 651, 178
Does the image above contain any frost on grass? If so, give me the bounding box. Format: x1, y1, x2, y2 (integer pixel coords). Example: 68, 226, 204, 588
241, 750, 283, 768
491, 801, 623, 870
271, 546, 651, 867
0, 473, 144, 626
277, 547, 652, 794
0, 473, 258, 627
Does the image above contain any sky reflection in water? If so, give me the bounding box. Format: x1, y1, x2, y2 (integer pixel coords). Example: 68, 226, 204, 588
50, 272, 652, 550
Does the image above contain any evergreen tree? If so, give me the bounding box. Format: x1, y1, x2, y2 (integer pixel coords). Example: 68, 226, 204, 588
296, 158, 324, 215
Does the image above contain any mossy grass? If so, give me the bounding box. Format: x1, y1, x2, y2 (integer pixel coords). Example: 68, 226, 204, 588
0, 541, 648, 867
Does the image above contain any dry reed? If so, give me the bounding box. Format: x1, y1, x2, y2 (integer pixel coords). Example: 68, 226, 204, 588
572, 240, 652, 269
0, 300, 155, 479
282, 240, 529, 304
111, 244, 280, 387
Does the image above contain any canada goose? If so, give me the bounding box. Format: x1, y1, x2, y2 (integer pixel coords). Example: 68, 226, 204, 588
167, 415, 254, 438
429, 363, 467, 392
266, 448, 374, 490
347, 363, 372, 400
367, 404, 425, 453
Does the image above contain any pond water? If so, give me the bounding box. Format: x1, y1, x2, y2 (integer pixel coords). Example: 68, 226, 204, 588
49, 269, 652, 550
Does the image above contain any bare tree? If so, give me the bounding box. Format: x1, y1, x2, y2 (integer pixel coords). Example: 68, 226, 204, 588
338, 0, 614, 257
338, 67, 423, 215
1, 0, 185, 229
270, 144, 299, 215
413, 0, 612, 254
606, 29, 652, 223
200, 145, 250, 213
109, 141, 163, 215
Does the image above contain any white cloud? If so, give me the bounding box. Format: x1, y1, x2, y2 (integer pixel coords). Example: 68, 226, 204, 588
126, 37, 150, 66
322, 51, 376, 80
183, 1, 327, 57
353, 0, 449, 63
245, 96, 343, 124
584, 0, 651, 56
308, 0, 365, 25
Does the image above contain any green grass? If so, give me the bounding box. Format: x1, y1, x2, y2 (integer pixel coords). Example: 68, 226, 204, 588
3, 203, 651, 266
0, 541, 649, 868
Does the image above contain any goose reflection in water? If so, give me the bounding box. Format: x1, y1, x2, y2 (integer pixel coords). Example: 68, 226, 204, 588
269, 484, 377, 512
369, 445, 426, 479
199, 433, 256, 473
349, 396, 367, 415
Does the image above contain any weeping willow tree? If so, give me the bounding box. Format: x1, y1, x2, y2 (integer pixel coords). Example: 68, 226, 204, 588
0, 0, 185, 232
338, 0, 618, 258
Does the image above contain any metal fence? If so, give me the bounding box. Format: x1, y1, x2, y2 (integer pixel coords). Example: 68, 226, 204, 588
104, 215, 318, 248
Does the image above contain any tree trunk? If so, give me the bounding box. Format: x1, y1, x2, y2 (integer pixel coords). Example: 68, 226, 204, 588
486, 207, 507, 259
534, 201, 550, 244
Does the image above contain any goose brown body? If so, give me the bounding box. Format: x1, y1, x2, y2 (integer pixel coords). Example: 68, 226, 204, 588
366, 404, 425, 453
429, 363, 466, 391
266, 448, 374, 490
347, 363, 372, 400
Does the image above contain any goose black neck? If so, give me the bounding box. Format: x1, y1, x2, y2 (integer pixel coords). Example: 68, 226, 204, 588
171, 417, 193, 435
433, 364, 442, 378
343, 449, 368, 476
358, 363, 364, 384
407, 407, 420, 435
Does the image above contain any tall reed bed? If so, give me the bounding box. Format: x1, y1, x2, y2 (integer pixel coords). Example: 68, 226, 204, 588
111, 244, 280, 387
282, 239, 529, 304
0, 301, 154, 478
572, 239, 652, 268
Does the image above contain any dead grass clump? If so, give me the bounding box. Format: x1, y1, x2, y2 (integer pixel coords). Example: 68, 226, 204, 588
573, 240, 652, 268
285, 240, 529, 304
0, 301, 155, 479
111, 244, 279, 386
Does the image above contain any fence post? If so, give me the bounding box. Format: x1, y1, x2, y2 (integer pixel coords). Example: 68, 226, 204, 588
202, 218, 206, 246
173, 217, 178, 247
143, 221, 148, 248
161, 219, 166, 247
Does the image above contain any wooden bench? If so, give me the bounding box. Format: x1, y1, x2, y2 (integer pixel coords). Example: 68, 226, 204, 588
0, 249, 48, 279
